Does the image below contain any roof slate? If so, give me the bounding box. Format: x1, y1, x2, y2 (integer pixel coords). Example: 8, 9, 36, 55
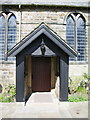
0, 0, 89, 7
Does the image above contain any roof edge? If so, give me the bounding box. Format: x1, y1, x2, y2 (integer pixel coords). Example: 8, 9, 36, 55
8, 22, 77, 57
0, 1, 89, 8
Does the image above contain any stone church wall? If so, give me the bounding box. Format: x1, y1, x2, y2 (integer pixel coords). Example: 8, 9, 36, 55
0, 5, 89, 91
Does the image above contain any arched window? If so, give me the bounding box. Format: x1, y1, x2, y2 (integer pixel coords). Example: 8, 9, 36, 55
66, 13, 86, 62
8, 15, 16, 50
8, 15, 16, 60
0, 13, 16, 61
0, 15, 5, 60
66, 16, 75, 61
77, 16, 86, 61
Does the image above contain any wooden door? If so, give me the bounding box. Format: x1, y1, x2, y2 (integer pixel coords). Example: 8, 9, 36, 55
32, 57, 51, 92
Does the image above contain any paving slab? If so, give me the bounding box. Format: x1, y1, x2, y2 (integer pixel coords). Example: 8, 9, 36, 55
0, 91, 88, 119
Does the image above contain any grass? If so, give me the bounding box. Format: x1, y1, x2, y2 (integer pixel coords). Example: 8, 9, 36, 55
68, 93, 88, 102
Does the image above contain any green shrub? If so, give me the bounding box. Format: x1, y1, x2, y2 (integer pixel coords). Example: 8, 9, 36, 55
68, 93, 88, 102
83, 73, 90, 91
76, 86, 87, 93
0, 84, 16, 102
0, 94, 14, 102
83, 73, 90, 81
68, 74, 89, 94
68, 74, 88, 102
68, 76, 84, 94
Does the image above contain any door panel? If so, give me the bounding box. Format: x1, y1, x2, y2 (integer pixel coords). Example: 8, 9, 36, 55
32, 57, 51, 92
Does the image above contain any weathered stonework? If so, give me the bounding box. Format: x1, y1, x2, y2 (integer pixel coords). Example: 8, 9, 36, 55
0, 62, 16, 91
69, 64, 88, 77
0, 5, 89, 91
20, 9, 68, 40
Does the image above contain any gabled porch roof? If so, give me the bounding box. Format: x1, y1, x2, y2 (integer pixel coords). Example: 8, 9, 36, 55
8, 23, 77, 57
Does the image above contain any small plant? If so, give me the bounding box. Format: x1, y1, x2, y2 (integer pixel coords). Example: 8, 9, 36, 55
76, 86, 87, 93
68, 95, 88, 102
83, 73, 90, 81
0, 83, 16, 102
83, 73, 90, 91
68, 77, 82, 94
68, 74, 88, 102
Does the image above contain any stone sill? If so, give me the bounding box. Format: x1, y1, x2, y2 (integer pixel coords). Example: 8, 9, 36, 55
0, 61, 16, 64
69, 61, 88, 65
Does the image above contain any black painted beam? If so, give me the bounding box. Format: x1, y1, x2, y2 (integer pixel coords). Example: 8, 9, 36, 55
59, 55, 69, 101
16, 56, 25, 102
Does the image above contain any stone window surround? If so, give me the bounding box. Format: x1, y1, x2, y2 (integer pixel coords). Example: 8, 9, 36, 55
66, 12, 87, 64
0, 12, 16, 62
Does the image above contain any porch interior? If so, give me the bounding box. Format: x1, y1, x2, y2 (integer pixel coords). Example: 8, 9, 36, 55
24, 56, 59, 102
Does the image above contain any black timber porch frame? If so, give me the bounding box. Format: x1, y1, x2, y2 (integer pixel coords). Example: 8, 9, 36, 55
8, 23, 77, 102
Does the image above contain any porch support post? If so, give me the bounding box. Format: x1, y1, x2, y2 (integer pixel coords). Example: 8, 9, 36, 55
16, 56, 25, 102
59, 55, 69, 101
